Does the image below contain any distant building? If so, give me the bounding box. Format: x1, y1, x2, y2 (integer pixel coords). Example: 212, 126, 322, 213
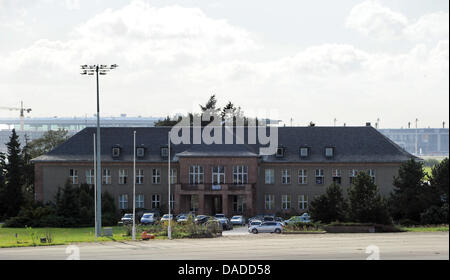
0, 115, 160, 154
33, 125, 416, 217
379, 128, 449, 157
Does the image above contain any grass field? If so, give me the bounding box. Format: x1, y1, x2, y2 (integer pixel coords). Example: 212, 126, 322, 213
401, 225, 449, 232
0, 225, 135, 248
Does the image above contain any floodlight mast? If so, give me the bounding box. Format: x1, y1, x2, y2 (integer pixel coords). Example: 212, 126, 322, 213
80, 64, 118, 236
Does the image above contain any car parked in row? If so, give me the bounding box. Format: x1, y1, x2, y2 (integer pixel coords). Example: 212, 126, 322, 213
284, 213, 311, 224
160, 214, 174, 222
140, 213, 157, 225
249, 221, 283, 234
120, 213, 134, 225
230, 215, 246, 226
214, 214, 233, 230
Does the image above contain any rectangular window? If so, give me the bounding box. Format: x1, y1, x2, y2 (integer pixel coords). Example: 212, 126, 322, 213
69, 169, 78, 185
102, 169, 111, 185
170, 194, 175, 210
119, 194, 128, 209
136, 147, 145, 158
152, 168, 161, 184
298, 195, 308, 210
85, 169, 94, 185
282, 195, 291, 210
136, 169, 144, 185
298, 169, 307, 184
232, 195, 246, 213
190, 195, 198, 212
212, 166, 225, 184
265, 194, 275, 210
136, 194, 144, 209
332, 169, 341, 184
233, 165, 248, 185
189, 165, 204, 185
349, 169, 358, 184
151, 194, 160, 209
112, 147, 120, 157
368, 169, 376, 183
315, 169, 324, 185
265, 169, 275, 184
276, 147, 285, 157
300, 147, 309, 158
281, 169, 291, 184
160, 147, 168, 158
325, 147, 334, 157
119, 169, 128, 185
170, 168, 177, 184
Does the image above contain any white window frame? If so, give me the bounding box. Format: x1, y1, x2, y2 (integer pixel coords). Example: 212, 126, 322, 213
368, 169, 376, 183
152, 194, 160, 209
152, 168, 161, 184
136, 194, 144, 209
233, 165, 248, 185
112, 147, 120, 157
169, 194, 175, 210
300, 147, 309, 157
325, 147, 334, 157
298, 169, 307, 184
119, 169, 128, 185
298, 195, 308, 210
265, 194, 275, 210
119, 194, 128, 209
282, 195, 291, 210
102, 168, 111, 185
265, 169, 275, 184
136, 147, 145, 157
85, 169, 94, 185
232, 195, 246, 213
212, 166, 225, 184
349, 169, 359, 184
136, 169, 144, 185
315, 169, 324, 185
170, 168, 177, 184
189, 165, 204, 185
69, 169, 78, 185
281, 169, 291, 184
332, 168, 342, 184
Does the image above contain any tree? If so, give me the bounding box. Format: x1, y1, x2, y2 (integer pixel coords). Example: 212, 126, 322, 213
0, 151, 6, 218
430, 158, 449, 205
389, 159, 429, 223
309, 183, 348, 223
26, 129, 69, 159
0, 129, 24, 218
348, 172, 392, 225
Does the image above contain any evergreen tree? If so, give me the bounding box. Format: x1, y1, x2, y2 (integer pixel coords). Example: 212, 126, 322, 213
0, 151, 6, 218
309, 183, 348, 223
389, 159, 428, 223
0, 129, 24, 218
348, 172, 392, 225
430, 158, 449, 205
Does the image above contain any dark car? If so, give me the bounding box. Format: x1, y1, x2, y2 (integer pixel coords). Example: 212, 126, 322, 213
194, 215, 212, 224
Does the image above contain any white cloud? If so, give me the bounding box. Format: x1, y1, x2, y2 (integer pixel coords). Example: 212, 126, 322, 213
346, 0, 448, 42
346, 0, 408, 40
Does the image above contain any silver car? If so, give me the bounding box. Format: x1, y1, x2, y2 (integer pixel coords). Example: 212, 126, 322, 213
248, 221, 283, 234
230, 215, 246, 225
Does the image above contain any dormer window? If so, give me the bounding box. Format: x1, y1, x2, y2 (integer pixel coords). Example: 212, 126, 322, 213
136, 147, 145, 158
325, 147, 334, 158
112, 146, 121, 158
160, 147, 169, 158
299, 147, 309, 158
276, 147, 285, 158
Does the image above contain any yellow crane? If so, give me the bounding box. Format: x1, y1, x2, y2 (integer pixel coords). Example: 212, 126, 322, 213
0, 101, 32, 131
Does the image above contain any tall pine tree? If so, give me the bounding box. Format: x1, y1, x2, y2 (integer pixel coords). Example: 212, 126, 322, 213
0, 129, 24, 218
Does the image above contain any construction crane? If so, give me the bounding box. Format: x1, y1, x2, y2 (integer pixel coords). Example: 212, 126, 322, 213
0, 101, 32, 131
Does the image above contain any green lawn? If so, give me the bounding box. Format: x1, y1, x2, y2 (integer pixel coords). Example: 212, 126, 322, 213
401, 225, 449, 232
0, 225, 135, 248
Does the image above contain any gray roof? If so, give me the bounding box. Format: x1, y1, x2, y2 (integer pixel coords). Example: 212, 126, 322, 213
32, 126, 416, 163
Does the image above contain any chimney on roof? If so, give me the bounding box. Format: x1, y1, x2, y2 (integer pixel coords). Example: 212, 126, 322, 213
366, 122, 371, 127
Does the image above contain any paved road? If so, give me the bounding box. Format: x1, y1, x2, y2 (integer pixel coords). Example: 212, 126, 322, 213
0, 232, 447, 260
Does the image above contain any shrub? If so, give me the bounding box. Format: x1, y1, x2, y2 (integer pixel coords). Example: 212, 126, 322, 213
309, 183, 348, 223
420, 204, 449, 225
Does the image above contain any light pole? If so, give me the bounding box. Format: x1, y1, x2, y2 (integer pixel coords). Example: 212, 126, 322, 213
81, 64, 118, 236
168, 131, 172, 240
132, 131, 136, 241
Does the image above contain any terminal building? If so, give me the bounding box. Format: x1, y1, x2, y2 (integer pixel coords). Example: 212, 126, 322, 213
32, 125, 416, 217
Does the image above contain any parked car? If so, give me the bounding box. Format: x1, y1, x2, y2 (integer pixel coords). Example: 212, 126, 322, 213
121, 213, 133, 225
214, 214, 233, 230
230, 215, 246, 225
248, 215, 264, 223
248, 221, 283, 234
263, 216, 275, 222
194, 215, 212, 224
248, 220, 262, 228
140, 213, 157, 225
275, 217, 286, 226
284, 213, 311, 224
160, 214, 174, 222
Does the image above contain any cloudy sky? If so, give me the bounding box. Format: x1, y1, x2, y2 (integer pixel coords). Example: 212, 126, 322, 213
0, 0, 448, 128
